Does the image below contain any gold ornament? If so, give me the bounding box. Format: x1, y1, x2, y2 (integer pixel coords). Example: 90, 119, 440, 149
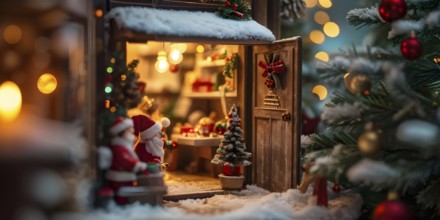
358, 123, 380, 154
344, 73, 372, 95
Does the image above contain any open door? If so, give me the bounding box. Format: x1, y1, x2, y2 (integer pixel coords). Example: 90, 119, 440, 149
252, 37, 301, 192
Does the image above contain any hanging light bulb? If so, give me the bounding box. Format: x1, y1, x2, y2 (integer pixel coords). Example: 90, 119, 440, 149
155, 50, 169, 73
169, 48, 183, 64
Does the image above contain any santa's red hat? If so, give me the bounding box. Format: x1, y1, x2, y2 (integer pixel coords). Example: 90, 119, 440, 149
110, 117, 133, 135
131, 115, 170, 139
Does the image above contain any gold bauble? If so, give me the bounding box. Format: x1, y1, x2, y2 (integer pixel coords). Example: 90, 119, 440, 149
358, 130, 380, 154
344, 73, 371, 95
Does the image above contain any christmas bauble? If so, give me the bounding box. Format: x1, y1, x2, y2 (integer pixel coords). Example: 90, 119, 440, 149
169, 64, 179, 73
401, 36, 423, 60
358, 130, 381, 154
332, 184, 341, 193
344, 73, 372, 95
378, 0, 407, 22
372, 200, 413, 220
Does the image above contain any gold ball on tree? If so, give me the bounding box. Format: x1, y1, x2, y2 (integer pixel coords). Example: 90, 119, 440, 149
358, 130, 381, 154
344, 73, 372, 95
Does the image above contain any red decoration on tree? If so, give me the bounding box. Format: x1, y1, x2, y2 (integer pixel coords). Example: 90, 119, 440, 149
373, 199, 413, 220
225, 0, 231, 7
232, 3, 238, 10
332, 183, 341, 193
258, 54, 285, 90
378, 0, 407, 22
401, 33, 423, 60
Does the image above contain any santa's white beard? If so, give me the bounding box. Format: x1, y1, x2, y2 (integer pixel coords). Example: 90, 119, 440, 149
145, 136, 164, 157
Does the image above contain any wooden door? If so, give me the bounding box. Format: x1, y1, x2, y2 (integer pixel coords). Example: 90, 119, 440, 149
252, 37, 301, 192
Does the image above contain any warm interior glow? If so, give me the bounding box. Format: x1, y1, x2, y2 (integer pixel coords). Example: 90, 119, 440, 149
305, 0, 318, 8
37, 73, 57, 94
95, 9, 104, 17
196, 45, 205, 53
314, 11, 330, 25
155, 51, 169, 73
169, 49, 183, 64
171, 43, 187, 53
309, 30, 325, 44
315, 51, 330, 62
3, 25, 22, 45
312, 85, 328, 100
0, 81, 22, 123
323, 22, 340, 37
319, 0, 332, 8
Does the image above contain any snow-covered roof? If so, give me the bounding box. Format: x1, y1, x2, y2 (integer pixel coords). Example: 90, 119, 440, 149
107, 7, 276, 43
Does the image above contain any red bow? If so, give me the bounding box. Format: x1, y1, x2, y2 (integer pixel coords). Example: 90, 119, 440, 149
258, 60, 284, 78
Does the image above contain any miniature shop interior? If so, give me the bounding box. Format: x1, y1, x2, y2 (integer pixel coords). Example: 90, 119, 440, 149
126, 41, 242, 196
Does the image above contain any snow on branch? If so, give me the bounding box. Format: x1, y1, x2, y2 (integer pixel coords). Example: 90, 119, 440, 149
301, 135, 313, 148
346, 6, 382, 27
427, 10, 440, 28
321, 102, 363, 125
347, 159, 399, 189
349, 58, 378, 76
388, 20, 425, 39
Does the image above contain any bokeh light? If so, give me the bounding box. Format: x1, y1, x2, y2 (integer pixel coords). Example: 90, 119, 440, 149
305, 0, 318, 8
314, 11, 330, 25
312, 85, 328, 100
309, 30, 325, 44
319, 0, 332, 8
37, 73, 57, 94
3, 25, 22, 44
315, 51, 330, 62
0, 81, 22, 122
323, 22, 340, 37
196, 45, 205, 53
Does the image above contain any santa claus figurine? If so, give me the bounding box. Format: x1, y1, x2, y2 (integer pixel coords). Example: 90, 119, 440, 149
131, 115, 171, 165
106, 117, 147, 204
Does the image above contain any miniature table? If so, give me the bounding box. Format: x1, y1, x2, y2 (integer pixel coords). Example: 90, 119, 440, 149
170, 134, 222, 177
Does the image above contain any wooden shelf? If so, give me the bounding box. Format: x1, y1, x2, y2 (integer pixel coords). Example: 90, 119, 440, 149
171, 134, 222, 147
182, 90, 237, 99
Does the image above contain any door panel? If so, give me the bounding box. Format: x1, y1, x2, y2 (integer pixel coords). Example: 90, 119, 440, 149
252, 37, 301, 192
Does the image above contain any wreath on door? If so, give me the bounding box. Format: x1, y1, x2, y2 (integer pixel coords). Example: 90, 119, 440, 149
258, 53, 285, 90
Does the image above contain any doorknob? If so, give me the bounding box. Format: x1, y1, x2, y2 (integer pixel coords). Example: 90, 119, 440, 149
281, 112, 291, 121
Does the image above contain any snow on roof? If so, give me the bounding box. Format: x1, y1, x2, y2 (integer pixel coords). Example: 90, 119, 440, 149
107, 7, 276, 42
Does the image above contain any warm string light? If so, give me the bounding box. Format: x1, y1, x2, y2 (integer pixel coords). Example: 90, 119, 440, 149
323, 22, 340, 37
309, 30, 325, 44
312, 85, 328, 100
0, 81, 22, 123
315, 51, 329, 62
37, 73, 57, 94
155, 50, 169, 73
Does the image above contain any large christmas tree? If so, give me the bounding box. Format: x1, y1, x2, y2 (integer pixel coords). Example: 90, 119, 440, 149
303, 0, 440, 219
211, 104, 251, 174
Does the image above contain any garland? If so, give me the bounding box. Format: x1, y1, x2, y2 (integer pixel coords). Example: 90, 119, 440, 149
217, 0, 251, 20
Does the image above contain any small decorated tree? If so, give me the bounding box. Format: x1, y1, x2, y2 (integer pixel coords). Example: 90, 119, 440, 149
211, 104, 251, 176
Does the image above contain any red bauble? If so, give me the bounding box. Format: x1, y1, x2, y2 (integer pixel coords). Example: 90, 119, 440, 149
332, 184, 341, 193
225, 1, 231, 7
169, 64, 179, 73
378, 0, 407, 22
232, 3, 238, 10
372, 200, 413, 220
228, 114, 232, 118
401, 36, 423, 60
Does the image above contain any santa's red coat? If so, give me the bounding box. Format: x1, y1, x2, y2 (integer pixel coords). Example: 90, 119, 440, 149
134, 140, 165, 164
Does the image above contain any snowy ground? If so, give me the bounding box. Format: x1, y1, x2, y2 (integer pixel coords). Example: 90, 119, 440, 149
55, 185, 362, 220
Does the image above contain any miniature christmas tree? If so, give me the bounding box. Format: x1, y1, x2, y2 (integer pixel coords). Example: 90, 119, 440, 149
211, 104, 251, 176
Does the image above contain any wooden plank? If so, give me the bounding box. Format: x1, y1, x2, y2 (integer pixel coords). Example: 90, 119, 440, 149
254, 117, 271, 190
163, 190, 226, 201
171, 134, 222, 147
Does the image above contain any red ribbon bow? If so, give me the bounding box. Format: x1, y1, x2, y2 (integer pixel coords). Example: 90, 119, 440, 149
258, 60, 284, 78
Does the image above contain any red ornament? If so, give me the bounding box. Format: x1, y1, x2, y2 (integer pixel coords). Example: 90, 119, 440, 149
169, 64, 179, 73
372, 200, 413, 220
223, 164, 241, 176
227, 126, 231, 130
378, 0, 407, 22
232, 3, 238, 10
228, 114, 232, 118
302, 113, 320, 135
225, 0, 231, 7
332, 184, 341, 193
401, 35, 423, 60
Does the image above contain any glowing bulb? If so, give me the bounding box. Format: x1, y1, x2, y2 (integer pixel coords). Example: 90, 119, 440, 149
319, 0, 332, 8
196, 45, 205, 53
106, 67, 113, 73
323, 22, 340, 37
312, 85, 328, 100
105, 84, 113, 93
37, 73, 57, 94
3, 25, 22, 45
309, 30, 325, 44
315, 51, 329, 62
155, 51, 169, 73
95, 9, 103, 17
0, 81, 22, 123
314, 11, 330, 25
169, 49, 183, 64
305, 0, 317, 8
